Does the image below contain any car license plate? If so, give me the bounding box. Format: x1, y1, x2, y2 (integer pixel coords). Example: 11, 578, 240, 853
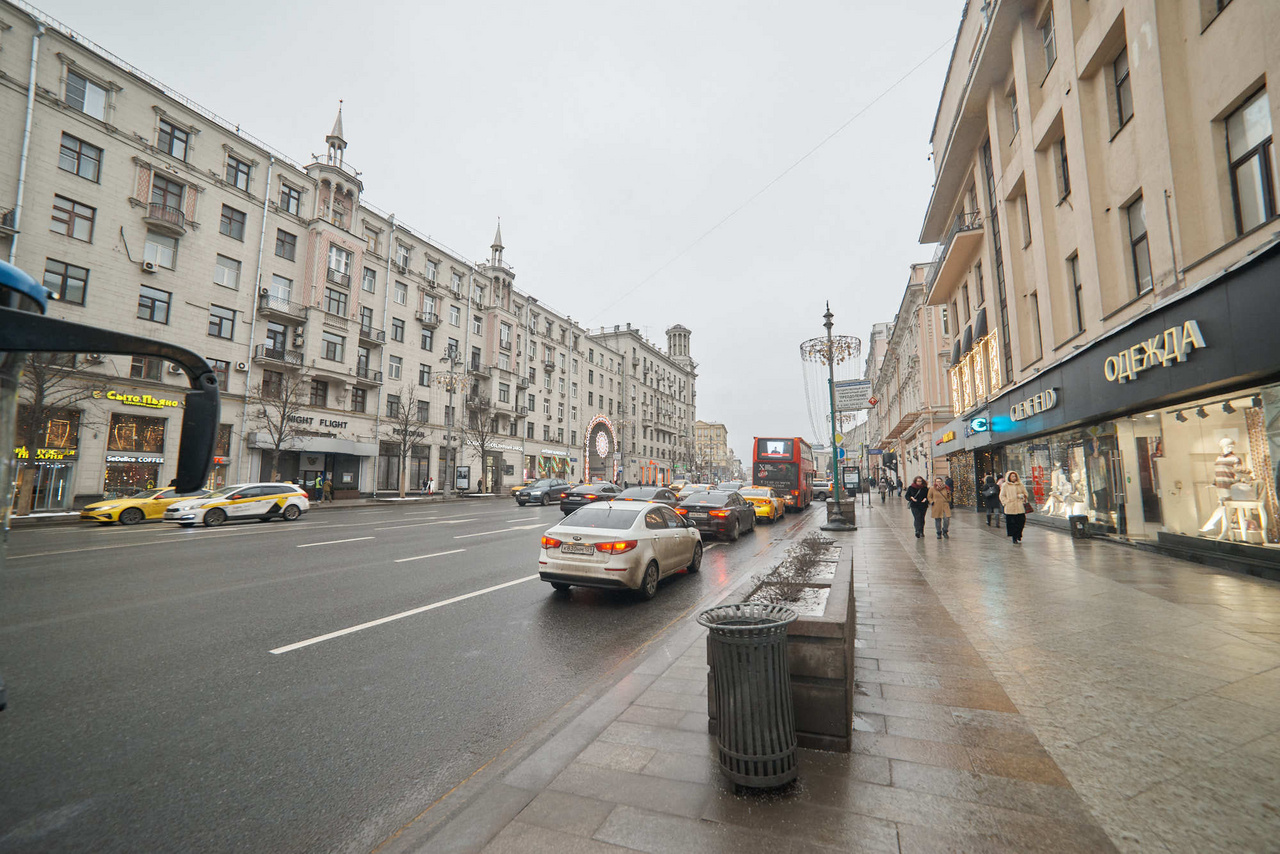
560, 543, 595, 555
688, 511, 708, 519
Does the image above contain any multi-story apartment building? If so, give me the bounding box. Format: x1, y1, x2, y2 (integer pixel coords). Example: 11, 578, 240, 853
861, 321, 894, 481
587, 324, 696, 486
868, 263, 953, 489
923, 0, 1280, 565
0, 2, 694, 510
693, 420, 731, 482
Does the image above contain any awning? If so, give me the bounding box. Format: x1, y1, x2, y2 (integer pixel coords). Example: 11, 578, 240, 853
247, 432, 377, 457
961, 325, 973, 355
973, 307, 988, 340
950, 339, 961, 366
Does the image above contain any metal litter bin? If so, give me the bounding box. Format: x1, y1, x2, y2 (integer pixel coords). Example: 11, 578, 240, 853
697, 603, 798, 788
1069, 514, 1090, 539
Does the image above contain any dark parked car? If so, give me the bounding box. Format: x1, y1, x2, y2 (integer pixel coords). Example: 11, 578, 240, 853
515, 478, 571, 506
677, 490, 757, 541
615, 486, 679, 508
559, 482, 623, 514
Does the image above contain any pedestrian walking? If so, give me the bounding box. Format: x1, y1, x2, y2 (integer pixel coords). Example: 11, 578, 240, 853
981, 474, 1001, 526
1000, 470, 1030, 544
944, 475, 955, 507
879, 476, 888, 503
322, 476, 332, 503
929, 477, 952, 538
905, 475, 929, 538
896, 477, 903, 498
428, 476, 436, 495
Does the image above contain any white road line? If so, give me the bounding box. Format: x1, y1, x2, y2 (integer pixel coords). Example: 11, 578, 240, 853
703, 543, 721, 550
453, 523, 544, 539
505, 516, 539, 523
8, 540, 170, 560
393, 548, 466, 564
374, 518, 476, 531
158, 522, 322, 536
297, 536, 375, 548
269, 574, 539, 654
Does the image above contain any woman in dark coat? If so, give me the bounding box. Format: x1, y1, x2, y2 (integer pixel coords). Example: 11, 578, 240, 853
905, 475, 930, 538
981, 474, 1001, 527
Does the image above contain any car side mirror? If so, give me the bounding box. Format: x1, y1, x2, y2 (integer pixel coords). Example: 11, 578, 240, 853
229, 493, 243, 501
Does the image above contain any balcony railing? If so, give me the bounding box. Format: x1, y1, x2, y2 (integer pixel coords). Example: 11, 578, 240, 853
258, 292, 307, 319
354, 365, 383, 383
253, 344, 302, 366
0, 208, 16, 234
358, 325, 386, 343
415, 310, 440, 328
326, 268, 351, 287
516, 405, 528, 416
544, 358, 556, 369
516, 376, 529, 389
466, 394, 492, 410
924, 210, 983, 296
143, 202, 186, 235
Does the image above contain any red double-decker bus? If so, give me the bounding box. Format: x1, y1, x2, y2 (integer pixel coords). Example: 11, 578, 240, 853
752, 437, 815, 511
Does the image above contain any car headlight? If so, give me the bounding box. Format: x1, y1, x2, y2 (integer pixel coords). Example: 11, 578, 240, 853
94, 504, 120, 512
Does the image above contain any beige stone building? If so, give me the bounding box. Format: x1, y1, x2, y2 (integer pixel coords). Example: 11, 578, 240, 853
924, 0, 1280, 563
861, 321, 895, 482
693, 420, 731, 482
0, 1, 692, 508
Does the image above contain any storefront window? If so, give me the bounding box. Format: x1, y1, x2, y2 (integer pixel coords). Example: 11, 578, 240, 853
104, 413, 167, 498
107, 413, 166, 453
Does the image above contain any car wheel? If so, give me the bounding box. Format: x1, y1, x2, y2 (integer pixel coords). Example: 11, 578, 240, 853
728, 520, 740, 542
540, 494, 549, 506
203, 508, 227, 528
118, 507, 144, 526
550, 582, 571, 593
638, 561, 660, 600
517, 500, 527, 506
687, 542, 702, 572
283, 504, 301, 521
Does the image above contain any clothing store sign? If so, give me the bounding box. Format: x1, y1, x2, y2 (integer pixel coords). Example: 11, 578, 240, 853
1102, 320, 1206, 384
1010, 389, 1058, 422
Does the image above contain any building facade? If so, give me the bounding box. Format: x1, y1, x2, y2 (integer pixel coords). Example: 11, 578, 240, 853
0, 1, 693, 510
693, 420, 731, 482
922, 0, 1280, 569
861, 321, 895, 483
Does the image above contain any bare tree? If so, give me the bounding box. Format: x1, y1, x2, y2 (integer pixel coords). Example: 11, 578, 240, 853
459, 387, 500, 493
381, 384, 426, 499
247, 370, 311, 481
14, 353, 109, 514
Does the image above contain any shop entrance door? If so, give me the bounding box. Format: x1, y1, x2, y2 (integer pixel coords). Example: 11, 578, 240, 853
299, 468, 324, 500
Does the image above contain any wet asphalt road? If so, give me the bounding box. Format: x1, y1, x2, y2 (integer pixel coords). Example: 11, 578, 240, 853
0, 498, 815, 853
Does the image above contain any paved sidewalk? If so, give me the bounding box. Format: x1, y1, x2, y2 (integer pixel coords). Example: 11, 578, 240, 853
413, 502, 1280, 853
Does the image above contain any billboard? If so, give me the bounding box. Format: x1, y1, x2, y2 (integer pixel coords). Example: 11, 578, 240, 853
833, 379, 872, 411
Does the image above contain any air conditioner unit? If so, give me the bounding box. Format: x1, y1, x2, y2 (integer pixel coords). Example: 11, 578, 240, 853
292, 334, 304, 348
141, 261, 157, 273
260, 287, 270, 296
235, 361, 248, 372
168, 363, 184, 375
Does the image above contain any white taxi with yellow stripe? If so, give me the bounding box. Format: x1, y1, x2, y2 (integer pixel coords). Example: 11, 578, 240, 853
164, 482, 310, 527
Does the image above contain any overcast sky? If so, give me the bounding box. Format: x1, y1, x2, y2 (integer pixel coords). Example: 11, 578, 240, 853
43, 0, 960, 465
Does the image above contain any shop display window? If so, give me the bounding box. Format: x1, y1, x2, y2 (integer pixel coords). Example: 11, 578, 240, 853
107, 413, 166, 453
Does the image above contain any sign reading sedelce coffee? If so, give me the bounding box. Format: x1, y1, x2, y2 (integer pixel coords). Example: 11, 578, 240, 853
1010, 388, 1058, 422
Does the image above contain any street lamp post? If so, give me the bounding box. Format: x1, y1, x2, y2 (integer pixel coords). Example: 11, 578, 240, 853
820, 303, 856, 532
436, 345, 464, 498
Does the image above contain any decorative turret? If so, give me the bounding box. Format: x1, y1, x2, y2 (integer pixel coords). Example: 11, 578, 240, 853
666, 324, 692, 361
326, 101, 346, 167
491, 218, 504, 266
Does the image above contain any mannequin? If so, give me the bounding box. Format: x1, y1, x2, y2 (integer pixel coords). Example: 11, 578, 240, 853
1202, 437, 1250, 534
1052, 464, 1072, 517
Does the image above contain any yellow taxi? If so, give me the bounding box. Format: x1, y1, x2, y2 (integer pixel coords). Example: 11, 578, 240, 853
510, 479, 535, 496
676, 483, 714, 500
739, 486, 786, 524
80, 487, 209, 526
668, 479, 690, 492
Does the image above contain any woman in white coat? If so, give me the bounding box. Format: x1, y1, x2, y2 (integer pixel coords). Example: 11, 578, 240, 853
1000, 471, 1030, 544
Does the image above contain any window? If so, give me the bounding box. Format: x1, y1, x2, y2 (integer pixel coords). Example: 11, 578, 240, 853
1028, 292, 1044, 361
269, 274, 292, 301
388, 356, 402, 381
129, 355, 162, 381
324, 287, 347, 316
208, 304, 236, 339
1009, 89, 1020, 137
226, 154, 251, 190
1068, 253, 1085, 333
941, 306, 949, 336
157, 119, 189, 161
262, 370, 284, 399
322, 331, 345, 362
210, 359, 230, 391
144, 231, 177, 270
419, 363, 432, 386
265, 321, 287, 352
451, 271, 463, 292
421, 329, 434, 351
310, 380, 328, 408
558, 377, 565, 393
396, 244, 410, 268
417, 400, 430, 422
43, 259, 88, 305
1114, 49, 1133, 127
274, 229, 296, 261
543, 425, 551, 441
392, 318, 405, 342
394, 281, 407, 305
328, 244, 352, 276
588, 391, 594, 406
1226, 89, 1275, 235
137, 285, 171, 324
1019, 195, 1033, 248
543, 398, 551, 415
425, 259, 438, 282
962, 282, 971, 320
1040, 7, 1056, 72
447, 338, 460, 361
1055, 138, 1071, 199
974, 262, 984, 305
498, 383, 510, 403
357, 345, 371, 374
472, 315, 482, 335
358, 306, 374, 332
448, 305, 461, 326
362, 267, 376, 293
498, 353, 510, 371
528, 393, 536, 410
588, 369, 595, 384
444, 405, 455, 427
470, 346, 481, 372
58, 133, 101, 182
65, 70, 108, 120
571, 382, 578, 398
364, 229, 380, 253
51, 195, 94, 242
213, 255, 241, 290
220, 205, 246, 240
1126, 195, 1153, 295
351, 387, 367, 413
280, 184, 302, 215
526, 423, 534, 439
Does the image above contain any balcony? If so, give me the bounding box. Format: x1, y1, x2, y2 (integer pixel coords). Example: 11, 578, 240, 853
499, 338, 512, 351
516, 405, 529, 417
516, 376, 530, 389
466, 394, 492, 410
258, 292, 307, 321
467, 362, 487, 378
326, 268, 351, 288
353, 365, 383, 385
143, 202, 186, 236
544, 358, 556, 370
415, 310, 440, 329
358, 325, 385, 345
0, 208, 15, 237
253, 344, 302, 367
924, 210, 984, 306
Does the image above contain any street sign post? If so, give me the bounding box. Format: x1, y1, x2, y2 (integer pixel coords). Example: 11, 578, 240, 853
833, 379, 872, 411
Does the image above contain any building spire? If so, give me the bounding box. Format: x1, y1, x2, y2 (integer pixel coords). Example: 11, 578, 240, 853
492, 217, 503, 251
326, 100, 346, 166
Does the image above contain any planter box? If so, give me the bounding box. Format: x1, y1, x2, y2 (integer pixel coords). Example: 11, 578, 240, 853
707, 549, 856, 753
825, 499, 858, 527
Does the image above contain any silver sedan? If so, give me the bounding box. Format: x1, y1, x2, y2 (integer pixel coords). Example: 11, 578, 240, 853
538, 501, 703, 599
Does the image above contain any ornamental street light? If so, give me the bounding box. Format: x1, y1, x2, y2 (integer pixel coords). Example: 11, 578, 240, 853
436, 345, 465, 497
815, 304, 856, 532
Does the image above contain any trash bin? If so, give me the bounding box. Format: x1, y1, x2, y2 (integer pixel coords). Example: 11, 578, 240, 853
1069, 514, 1090, 539
697, 602, 799, 788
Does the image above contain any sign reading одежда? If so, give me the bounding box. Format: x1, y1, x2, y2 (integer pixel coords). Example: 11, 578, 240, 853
1103, 320, 1205, 384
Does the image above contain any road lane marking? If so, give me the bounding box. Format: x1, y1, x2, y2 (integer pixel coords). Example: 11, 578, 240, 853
8, 541, 170, 560
703, 543, 721, 550
505, 516, 539, 523
453, 523, 544, 539
375, 518, 477, 531
393, 548, 466, 564
297, 536, 375, 548
158, 522, 322, 536
269, 574, 539, 654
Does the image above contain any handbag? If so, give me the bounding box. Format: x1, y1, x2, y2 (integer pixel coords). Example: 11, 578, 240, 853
1023, 500, 1036, 514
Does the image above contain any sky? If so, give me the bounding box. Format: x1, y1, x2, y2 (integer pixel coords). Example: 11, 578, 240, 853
40, 0, 961, 464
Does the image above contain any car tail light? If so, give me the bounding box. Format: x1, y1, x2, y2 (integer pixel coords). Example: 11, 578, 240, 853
675, 508, 688, 515
541, 535, 562, 549
709, 509, 731, 517
584, 494, 596, 500
792, 490, 799, 496
595, 540, 637, 555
